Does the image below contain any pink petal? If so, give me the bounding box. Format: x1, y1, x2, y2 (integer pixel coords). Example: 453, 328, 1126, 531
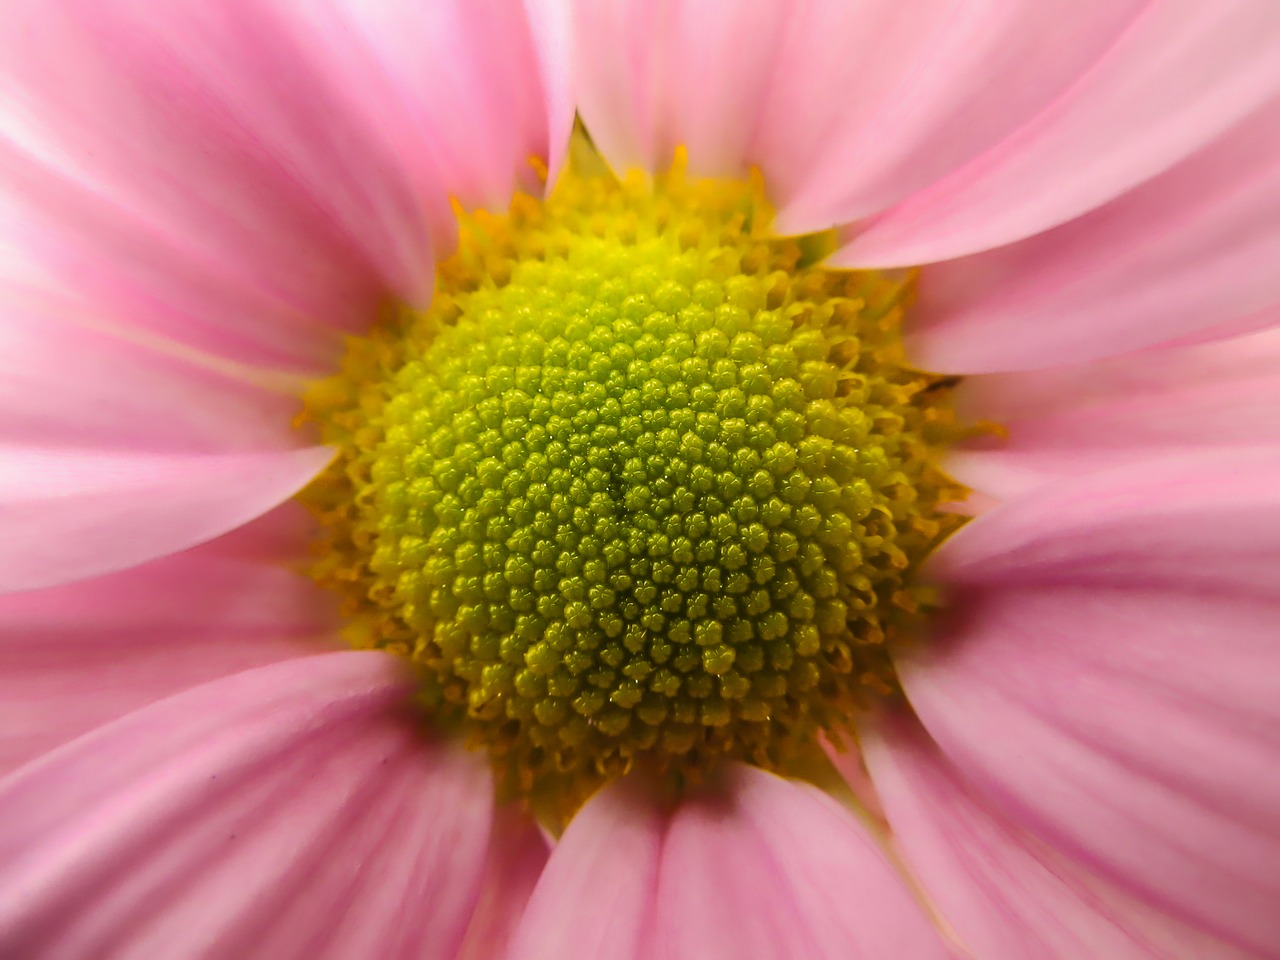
862, 714, 1255, 960
0, 273, 307, 451
933, 447, 1280, 591
506, 778, 660, 960
840, 0, 1280, 266
0, 506, 338, 776
904, 451, 1280, 955
0, 257, 331, 593
907, 95, 1280, 372
457, 807, 551, 960
0, 651, 496, 960
567, 0, 792, 177
524, 0, 576, 182
0, 0, 565, 373
765, 0, 1149, 235
948, 327, 1280, 499
507, 765, 955, 960
286, 0, 569, 214
822, 736, 888, 825
0, 444, 331, 593
567, 0, 1146, 225
1162, 304, 1280, 349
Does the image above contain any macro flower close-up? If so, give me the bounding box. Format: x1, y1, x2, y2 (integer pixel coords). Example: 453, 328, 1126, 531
2, 1, 1280, 957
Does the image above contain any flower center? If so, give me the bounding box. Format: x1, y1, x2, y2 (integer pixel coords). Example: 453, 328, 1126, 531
300, 147, 967, 812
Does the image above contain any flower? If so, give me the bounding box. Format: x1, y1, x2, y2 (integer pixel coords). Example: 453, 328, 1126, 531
1, 1, 1278, 958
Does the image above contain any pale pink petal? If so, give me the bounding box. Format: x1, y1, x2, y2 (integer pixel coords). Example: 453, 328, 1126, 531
567, 0, 1146, 216
862, 714, 1256, 960
505, 778, 660, 960
0, 271, 306, 452
0, 506, 338, 776
0, 249, 326, 581
947, 327, 1280, 499
765, 0, 1149, 235
0, 651, 496, 960
822, 737, 888, 825
1162, 304, 1280, 349
903, 451, 1280, 955
284, 0, 569, 215
507, 765, 955, 960
567, 0, 792, 177
0, 444, 331, 593
840, 0, 1280, 266
457, 807, 551, 960
933, 447, 1280, 591
653, 767, 957, 960
0, 0, 564, 373
908, 95, 1280, 371
524, 0, 576, 181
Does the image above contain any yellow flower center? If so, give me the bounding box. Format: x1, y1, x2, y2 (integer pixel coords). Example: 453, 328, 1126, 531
299, 145, 968, 813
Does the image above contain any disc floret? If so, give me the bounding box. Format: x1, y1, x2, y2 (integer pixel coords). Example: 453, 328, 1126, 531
302, 151, 966, 808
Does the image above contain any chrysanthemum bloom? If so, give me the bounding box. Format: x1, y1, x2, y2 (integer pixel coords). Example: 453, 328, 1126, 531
2, 0, 1279, 957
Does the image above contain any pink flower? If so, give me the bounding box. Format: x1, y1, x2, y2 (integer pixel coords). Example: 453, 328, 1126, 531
2, 1, 1279, 958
